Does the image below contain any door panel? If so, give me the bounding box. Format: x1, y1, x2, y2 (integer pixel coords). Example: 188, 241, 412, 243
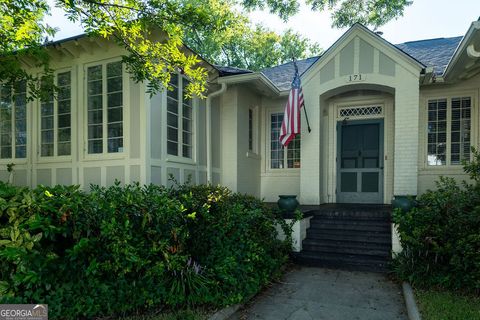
337, 120, 384, 203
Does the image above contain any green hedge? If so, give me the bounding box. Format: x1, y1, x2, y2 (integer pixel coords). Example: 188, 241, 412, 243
0, 182, 291, 319
393, 149, 480, 293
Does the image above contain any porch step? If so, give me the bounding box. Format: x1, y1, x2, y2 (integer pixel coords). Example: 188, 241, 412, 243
302, 239, 390, 257
293, 251, 389, 273
295, 205, 392, 273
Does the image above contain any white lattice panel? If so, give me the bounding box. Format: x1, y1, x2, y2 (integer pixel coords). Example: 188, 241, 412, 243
338, 105, 383, 119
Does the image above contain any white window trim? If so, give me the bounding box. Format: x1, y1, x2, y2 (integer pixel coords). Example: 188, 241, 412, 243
0, 82, 28, 164
83, 58, 128, 161
37, 68, 74, 163
164, 74, 196, 164
423, 92, 476, 170
266, 109, 301, 173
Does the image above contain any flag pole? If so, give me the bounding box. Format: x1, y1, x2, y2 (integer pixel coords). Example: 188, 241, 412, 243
293, 57, 311, 133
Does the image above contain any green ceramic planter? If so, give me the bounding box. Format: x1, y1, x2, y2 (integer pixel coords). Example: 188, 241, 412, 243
277, 195, 299, 212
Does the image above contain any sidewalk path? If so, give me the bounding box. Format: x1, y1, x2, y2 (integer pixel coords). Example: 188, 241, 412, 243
229, 266, 407, 320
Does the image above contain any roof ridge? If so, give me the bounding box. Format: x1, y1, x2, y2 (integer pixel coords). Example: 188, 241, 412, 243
398, 35, 463, 45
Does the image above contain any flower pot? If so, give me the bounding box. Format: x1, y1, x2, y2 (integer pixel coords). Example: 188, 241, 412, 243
277, 195, 299, 212
391, 195, 416, 213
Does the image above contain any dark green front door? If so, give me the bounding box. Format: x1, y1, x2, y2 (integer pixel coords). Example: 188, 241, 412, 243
337, 120, 384, 203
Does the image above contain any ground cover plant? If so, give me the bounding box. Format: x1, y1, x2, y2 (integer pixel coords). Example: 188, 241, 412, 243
415, 289, 480, 320
393, 148, 480, 293
0, 182, 292, 319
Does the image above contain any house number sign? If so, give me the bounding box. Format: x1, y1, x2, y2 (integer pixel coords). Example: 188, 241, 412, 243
346, 74, 366, 82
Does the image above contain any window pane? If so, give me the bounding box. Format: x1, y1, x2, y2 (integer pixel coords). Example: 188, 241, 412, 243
88, 95, 103, 110
108, 107, 123, 122
88, 80, 102, 95
88, 65, 102, 80
107, 77, 122, 92
107, 138, 123, 153
41, 144, 54, 157
88, 140, 102, 153
167, 141, 178, 156
450, 97, 471, 165
58, 142, 71, 156
58, 128, 71, 142
108, 123, 123, 138
270, 113, 284, 169
427, 99, 447, 166
108, 92, 122, 108
107, 62, 122, 77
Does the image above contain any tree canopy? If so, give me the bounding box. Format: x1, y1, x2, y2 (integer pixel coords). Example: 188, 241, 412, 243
0, 0, 412, 97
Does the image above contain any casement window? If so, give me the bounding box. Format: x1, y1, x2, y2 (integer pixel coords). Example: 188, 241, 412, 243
167, 74, 193, 158
270, 113, 301, 169
0, 82, 27, 159
40, 71, 72, 157
427, 97, 471, 166
87, 61, 123, 154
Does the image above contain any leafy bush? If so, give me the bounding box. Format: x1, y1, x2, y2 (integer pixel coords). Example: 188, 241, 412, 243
0, 182, 290, 319
393, 148, 480, 293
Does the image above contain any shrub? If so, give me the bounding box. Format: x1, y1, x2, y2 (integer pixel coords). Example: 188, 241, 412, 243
0, 182, 290, 319
393, 148, 480, 293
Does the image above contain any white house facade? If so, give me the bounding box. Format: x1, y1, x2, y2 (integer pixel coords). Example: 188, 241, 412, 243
2, 21, 480, 208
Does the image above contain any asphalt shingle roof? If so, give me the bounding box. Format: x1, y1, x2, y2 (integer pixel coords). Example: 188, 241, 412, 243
217, 36, 463, 91
395, 36, 463, 76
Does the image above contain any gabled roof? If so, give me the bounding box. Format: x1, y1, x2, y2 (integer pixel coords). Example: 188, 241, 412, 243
252, 35, 463, 91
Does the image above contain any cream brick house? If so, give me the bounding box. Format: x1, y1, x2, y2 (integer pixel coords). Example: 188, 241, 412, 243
2, 21, 480, 209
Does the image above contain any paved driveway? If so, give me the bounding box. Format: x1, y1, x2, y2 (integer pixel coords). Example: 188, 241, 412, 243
229, 266, 408, 320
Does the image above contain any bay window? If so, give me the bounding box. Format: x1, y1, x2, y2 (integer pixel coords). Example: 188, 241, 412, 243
427, 97, 471, 166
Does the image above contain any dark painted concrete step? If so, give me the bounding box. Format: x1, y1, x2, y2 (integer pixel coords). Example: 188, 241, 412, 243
306, 227, 391, 237
303, 238, 391, 251
293, 251, 389, 273
308, 222, 391, 232
310, 218, 391, 228
306, 231, 391, 244
313, 213, 391, 221
302, 243, 390, 257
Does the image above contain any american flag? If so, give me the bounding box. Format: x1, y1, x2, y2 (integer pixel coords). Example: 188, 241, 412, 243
279, 63, 304, 147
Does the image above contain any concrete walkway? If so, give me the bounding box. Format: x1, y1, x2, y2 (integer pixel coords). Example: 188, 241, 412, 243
229, 266, 408, 320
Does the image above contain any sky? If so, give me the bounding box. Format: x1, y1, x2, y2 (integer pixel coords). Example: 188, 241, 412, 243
45, 0, 480, 49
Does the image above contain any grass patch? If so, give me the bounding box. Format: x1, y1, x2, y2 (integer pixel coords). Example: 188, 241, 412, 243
415, 289, 480, 320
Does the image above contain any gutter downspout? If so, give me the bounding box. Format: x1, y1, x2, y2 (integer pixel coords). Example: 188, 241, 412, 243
206, 83, 227, 183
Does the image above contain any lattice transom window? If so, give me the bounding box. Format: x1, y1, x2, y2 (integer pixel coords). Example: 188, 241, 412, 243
338, 105, 383, 119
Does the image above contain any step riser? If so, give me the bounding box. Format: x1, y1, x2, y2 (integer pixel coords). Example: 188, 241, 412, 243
308, 225, 391, 233
302, 245, 390, 257
303, 239, 391, 251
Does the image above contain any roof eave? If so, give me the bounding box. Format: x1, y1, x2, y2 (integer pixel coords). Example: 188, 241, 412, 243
217, 72, 281, 96
443, 21, 480, 80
